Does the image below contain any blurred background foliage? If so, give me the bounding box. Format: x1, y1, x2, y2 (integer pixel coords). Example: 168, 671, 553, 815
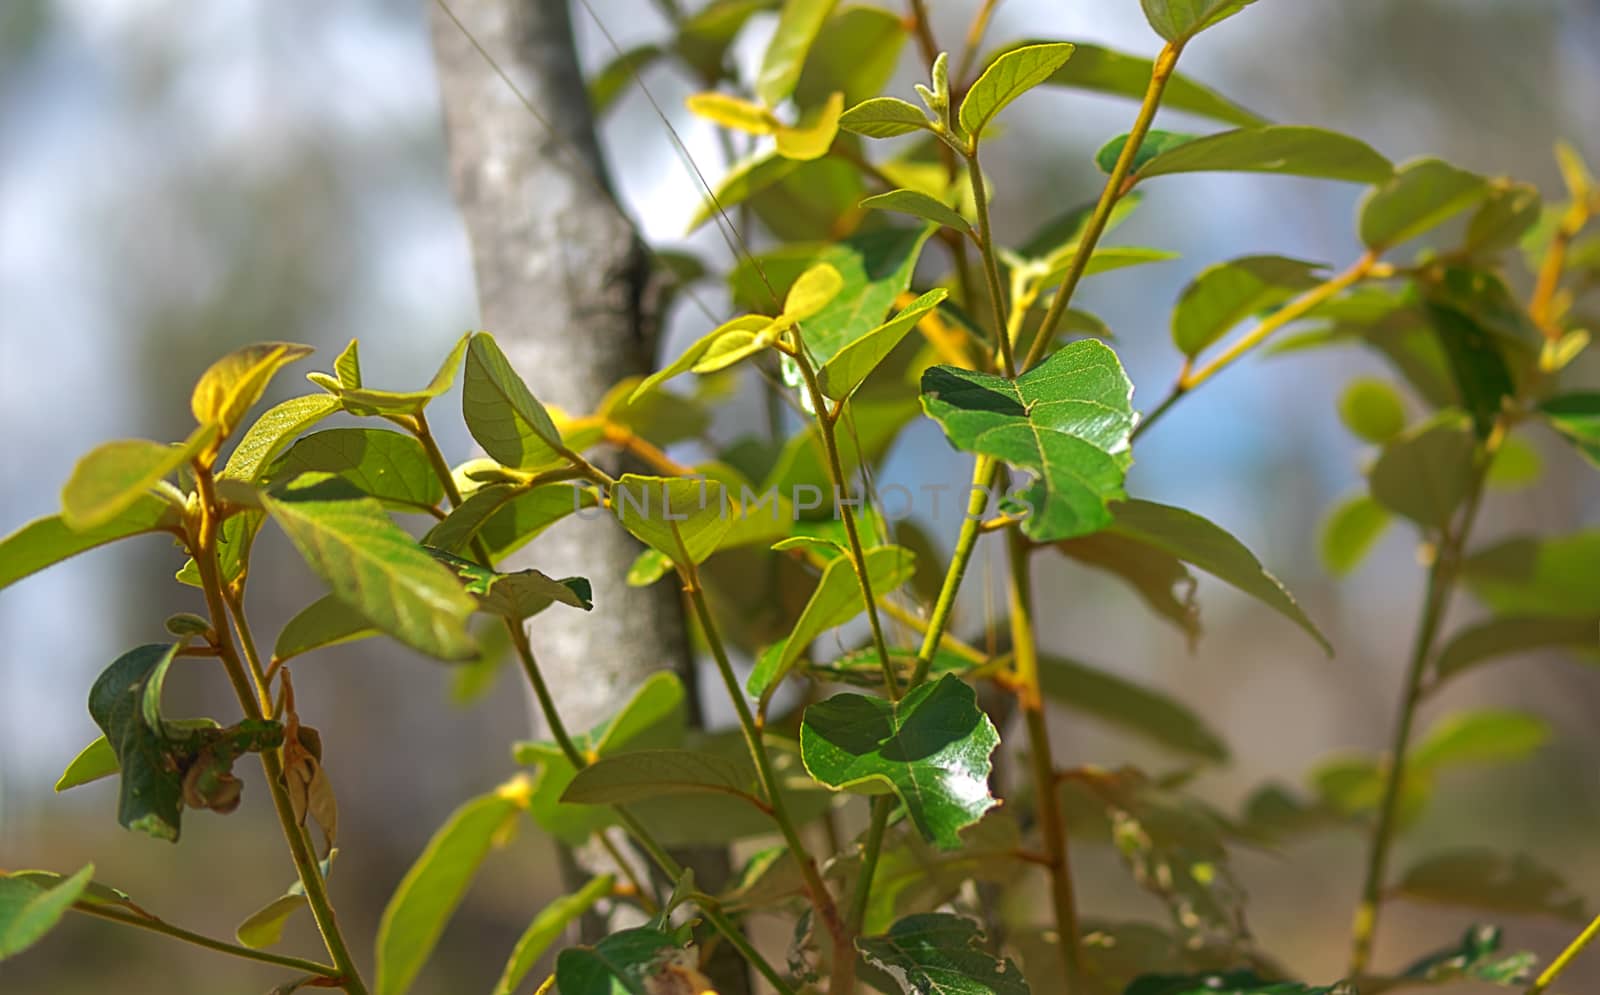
1, 0, 1597, 991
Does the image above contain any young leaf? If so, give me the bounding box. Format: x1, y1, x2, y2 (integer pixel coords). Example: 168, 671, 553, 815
958, 42, 1076, 141
54, 736, 119, 792
687, 150, 800, 232
1337, 378, 1407, 444
1171, 255, 1324, 359
0, 865, 94, 960
1435, 615, 1600, 682
994, 39, 1266, 127
756, 0, 836, 106
1359, 157, 1488, 250
1318, 493, 1391, 576
235, 852, 336, 950
861, 189, 971, 233
1462, 531, 1600, 619
774, 90, 844, 161
191, 342, 314, 437
684, 91, 776, 134
375, 781, 529, 995
1412, 709, 1549, 772
1366, 413, 1476, 530
921, 340, 1137, 541
261, 474, 478, 661
462, 332, 566, 471
492, 874, 615, 995
0, 494, 179, 593
784, 261, 845, 320
1037, 655, 1230, 763
802, 674, 999, 849
561, 748, 764, 809
333, 339, 361, 387
87, 643, 189, 841
613, 474, 731, 565
1106, 500, 1332, 653
1539, 392, 1600, 468
1140, 0, 1261, 43
631, 315, 775, 401
748, 544, 918, 696
819, 289, 949, 401
60, 429, 214, 530
856, 913, 1030, 995
1126, 125, 1393, 185
273, 594, 377, 664
221, 394, 341, 482
267, 428, 444, 512
839, 96, 934, 138
1395, 850, 1585, 921
310, 333, 468, 416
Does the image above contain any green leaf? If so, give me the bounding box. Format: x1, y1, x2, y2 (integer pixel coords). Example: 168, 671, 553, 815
1540, 392, 1600, 468
1035, 246, 1180, 291
1366, 413, 1476, 530
1396, 850, 1585, 921
1037, 656, 1229, 763
554, 925, 690, 995
839, 96, 933, 138
819, 289, 948, 401
802, 674, 999, 849
1486, 433, 1542, 489
0, 494, 178, 593
687, 151, 798, 233
1171, 255, 1324, 359
310, 333, 468, 416
191, 342, 314, 437
921, 340, 1136, 541
613, 474, 731, 565
1426, 303, 1515, 439
424, 482, 594, 561
1359, 158, 1488, 250
1129, 126, 1393, 184
492, 874, 614, 995
462, 332, 566, 471
748, 544, 918, 697
1095, 129, 1200, 175
375, 783, 529, 995
1125, 972, 1345, 995
427, 548, 593, 619
88, 643, 188, 841
261, 474, 478, 661
1309, 753, 1427, 825
1337, 378, 1408, 444
793, 226, 935, 365
1412, 709, 1549, 772
1106, 500, 1331, 653
60, 429, 213, 530
235, 852, 336, 950
784, 261, 846, 320
756, 0, 837, 106
1055, 531, 1200, 645
958, 42, 1076, 141
1435, 615, 1600, 682
268, 429, 444, 512
590, 45, 662, 114
675, 0, 777, 80
561, 749, 763, 808
221, 394, 341, 482
1317, 493, 1390, 576
1139, 0, 1261, 42
333, 339, 362, 388
1464, 181, 1543, 255
273, 594, 377, 664
1462, 530, 1600, 619
0, 865, 94, 960
631, 315, 774, 400
857, 914, 1030, 995
1395, 925, 1535, 986
860, 189, 971, 233
54, 736, 119, 792
793, 5, 906, 108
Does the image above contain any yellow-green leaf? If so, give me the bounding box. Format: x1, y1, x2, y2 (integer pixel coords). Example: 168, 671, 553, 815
783, 261, 845, 321
492, 874, 615, 995
462, 332, 565, 471
60, 427, 214, 530
685, 91, 776, 135
613, 474, 732, 565
958, 42, 1076, 141
756, 0, 837, 106
774, 91, 844, 161
191, 342, 314, 437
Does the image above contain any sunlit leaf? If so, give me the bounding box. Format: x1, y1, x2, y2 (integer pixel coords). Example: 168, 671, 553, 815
221, 394, 342, 483
1171, 255, 1324, 359
756, 0, 837, 106
613, 474, 731, 565
0, 865, 94, 960
1338, 378, 1408, 444
820, 289, 949, 401
958, 43, 1076, 141
309, 333, 468, 416
60, 429, 213, 530
860, 189, 971, 233
462, 333, 566, 471
857, 913, 1030, 995
1318, 493, 1390, 576
267, 429, 444, 512
492, 874, 614, 995
840, 96, 934, 138
1126, 126, 1392, 185
1462, 530, 1600, 619
1359, 158, 1488, 250
191, 342, 314, 437
1139, 0, 1262, 43
0, 494, 179, 593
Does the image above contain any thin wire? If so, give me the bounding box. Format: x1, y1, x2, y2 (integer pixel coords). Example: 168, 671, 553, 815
432, 0, 725, 326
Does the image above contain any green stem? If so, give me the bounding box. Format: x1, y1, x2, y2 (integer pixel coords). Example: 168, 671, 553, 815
191, 470, 369, 995
1025, 41, 1183, 371
965, 148, 1016, 377
1527, 912, 1600, 995
73, 902, 338, 978
909, 457, 995, 687
1006, 525, 1080, 987
1348, 436, 1497, 974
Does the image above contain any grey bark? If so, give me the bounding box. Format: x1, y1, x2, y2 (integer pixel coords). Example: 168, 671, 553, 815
427, 3, 747, 991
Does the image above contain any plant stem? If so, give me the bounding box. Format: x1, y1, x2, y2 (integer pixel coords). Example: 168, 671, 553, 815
1527, 911, 1600, 995
953, 0, 1002, 86
73, 902, 338, 977
909, 457, 995, 686
1025, 41, 1182, 371
1348, 435, 1497, 974
191, 469, 369, 995
790, 344, 900, 698
1529, 193, 1591, 338
1005, 525, 1080, 987
966, 148, 1016, 377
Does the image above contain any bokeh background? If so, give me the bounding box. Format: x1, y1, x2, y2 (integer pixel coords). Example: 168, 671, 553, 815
3, 0, 1598, 992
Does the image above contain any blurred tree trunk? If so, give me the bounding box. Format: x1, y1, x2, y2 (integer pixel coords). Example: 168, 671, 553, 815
427, 4, 748, 991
